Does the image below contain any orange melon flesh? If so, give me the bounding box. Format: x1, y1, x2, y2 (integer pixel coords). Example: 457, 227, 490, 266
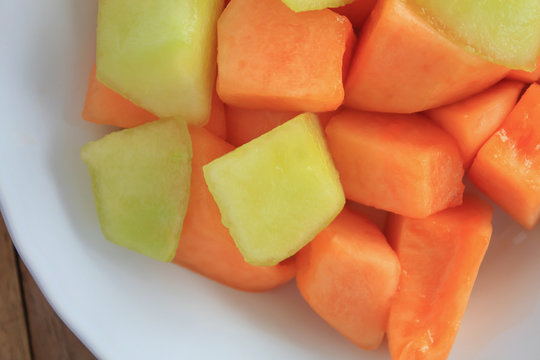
386, 195, 493, 360
507, 58, 540, 83
347, 201, 388, 231
325, 110, 465, 218
217, 0, 355, 113
344, 0, 508, 113
173, 127, 295, 291
82, 65, 158, 128
316, 111, 335, 130
226, 107, 299, 147
204, 90, 227, 140
332, 0, 377, 32
469, 83, 540, 229
226, 107, 334, 147
426, 80, 524, 168
296, 207, 400, 350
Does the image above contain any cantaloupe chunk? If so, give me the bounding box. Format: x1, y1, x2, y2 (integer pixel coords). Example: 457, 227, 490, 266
217, 0, 355, 112
469, 83, 540, 229
332, 0, 377, 32
386, 195, 493, 359
204, 113, 345, 266
297, 207, 400, 350
205, 90, 227, 140
426, 80, 524, 168
81, 118, 192, 261
344, 0, 508, 113
325, 110, 464, 218
173, 127, 295, 291
225, 107, 299, 147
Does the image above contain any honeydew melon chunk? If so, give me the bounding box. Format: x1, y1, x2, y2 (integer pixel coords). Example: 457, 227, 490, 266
81, 118, 192, 262
203, 113, 345, 266
408, 0, 540, 70
96, 0, 223, 123
281, 0, 355, 12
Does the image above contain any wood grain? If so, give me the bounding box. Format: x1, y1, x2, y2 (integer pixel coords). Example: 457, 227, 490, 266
1, 212, 95, 360
0, 216, 32, 360
18, 260, 96, 360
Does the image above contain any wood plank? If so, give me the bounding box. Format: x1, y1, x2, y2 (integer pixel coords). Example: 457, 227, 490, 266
0, 215, 32, 360
18, 259, 96, 360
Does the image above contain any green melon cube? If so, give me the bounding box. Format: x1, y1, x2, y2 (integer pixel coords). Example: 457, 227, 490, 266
97, 0, 223, 123
281, 0, 355, 12
203, 113, 345, 266
81, 118, 192, 262
408, 0, 540, 70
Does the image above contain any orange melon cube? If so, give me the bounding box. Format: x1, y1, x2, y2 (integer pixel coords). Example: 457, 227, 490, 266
469, 83, 540, 229
217, 0, 355, 112
344, 0, 507, 113
386, 195, 493, 359
426, 80, 524, 168
325, 110, 464, 218
297, 207, 400, 350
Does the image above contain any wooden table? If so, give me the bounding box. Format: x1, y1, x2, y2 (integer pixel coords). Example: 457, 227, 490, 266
0, 213, 95, 360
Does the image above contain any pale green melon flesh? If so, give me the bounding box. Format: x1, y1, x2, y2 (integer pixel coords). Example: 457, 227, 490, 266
203, 113, 345, 266
81, 118, 192, 262
408, 0, 540, 70
281, 0, 355, 12
97, 0, 223, 123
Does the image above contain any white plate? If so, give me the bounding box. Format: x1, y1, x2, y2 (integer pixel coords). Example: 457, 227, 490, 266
1, 1, 540, 359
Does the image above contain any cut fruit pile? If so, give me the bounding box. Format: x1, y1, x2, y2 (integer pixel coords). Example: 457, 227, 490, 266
81, 0, 540, 358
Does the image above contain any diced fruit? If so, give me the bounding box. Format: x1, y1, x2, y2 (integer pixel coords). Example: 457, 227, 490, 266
332, 0, 377, 32
386, 195, 493, 360
316, 112, 335, 130
97, 0, 223, 123
344, 0, 508, 113
426, 80, 524, 168
81, 118, 192, 262
281, 0, 354, 12
225, 106, 336, 147
204, 113, 345, 266
82, 64, 158, 128
469, 83, 540, 229
173, 127, 295, 291
296, 207, 400, 350
83, 64, 227, 133
325, 110, 464, 218
408, 0, 540, 70
217, 0, 355, 112
204, 90, 227, 140
226, 107, 299, 147
507, 58, 540, 83
347, 201, 388, 231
